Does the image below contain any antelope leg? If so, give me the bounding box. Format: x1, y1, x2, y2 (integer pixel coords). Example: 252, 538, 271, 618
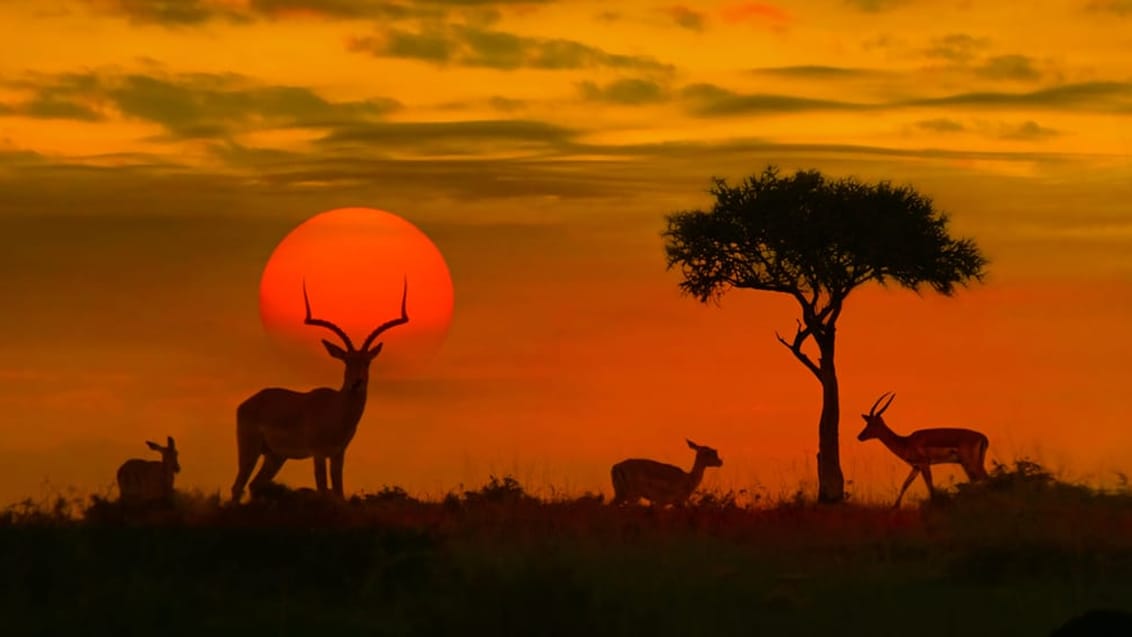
893, 467, 920, 509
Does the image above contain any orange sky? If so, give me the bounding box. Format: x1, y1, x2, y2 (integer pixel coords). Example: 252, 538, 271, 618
0, 0, 1130, 506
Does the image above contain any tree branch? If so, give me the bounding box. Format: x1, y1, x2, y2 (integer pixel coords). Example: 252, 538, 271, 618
775, 319, 821, 380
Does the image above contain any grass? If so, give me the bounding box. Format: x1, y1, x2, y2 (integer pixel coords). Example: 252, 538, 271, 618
2, 461, 1131, 636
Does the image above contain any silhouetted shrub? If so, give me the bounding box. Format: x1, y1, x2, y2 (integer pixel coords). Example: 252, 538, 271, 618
353, 485, 418, 505
463, 475, 534, 505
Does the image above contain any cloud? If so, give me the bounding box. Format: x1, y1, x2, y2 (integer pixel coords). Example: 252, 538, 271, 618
681, 83, 864, 116
314, 119, 577, 154
80, 0, 249, 25
905, 82, 1132, 110
923, 33, 991, 63
916, 118, 965, 133
348, 25, 673, 72
974, 55, 1042, 81
578, 78, 669, 105
912, 118, 1060, 141
720, 3, 790, 30
843, 0, 908, 11
81, 0, 553, 25
2, 71, 401, 139
1087, 0, 1132, 15
2, 95, 104, 122
677, 78, 1132, 117
663, 5, 706, 30
747, 65, 885, 79
996, 120, 1059, 141
0, 136, 1076, 218
488, 96, 527, 112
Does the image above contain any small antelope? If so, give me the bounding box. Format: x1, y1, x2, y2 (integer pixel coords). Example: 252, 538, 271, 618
610, 439, 723, 506
857, 392, 989, 508
117, 436, 180, 505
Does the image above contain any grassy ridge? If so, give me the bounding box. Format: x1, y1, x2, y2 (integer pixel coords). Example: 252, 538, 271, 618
3, 462, 1132, 636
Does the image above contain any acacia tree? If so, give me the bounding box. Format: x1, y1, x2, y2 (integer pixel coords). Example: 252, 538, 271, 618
663, 166, 987, 503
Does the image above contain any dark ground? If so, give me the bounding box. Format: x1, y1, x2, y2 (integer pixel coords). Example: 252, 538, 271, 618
2, 462, 1131, 637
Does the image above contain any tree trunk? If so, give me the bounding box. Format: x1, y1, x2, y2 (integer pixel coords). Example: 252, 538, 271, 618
816, 333, 845, 503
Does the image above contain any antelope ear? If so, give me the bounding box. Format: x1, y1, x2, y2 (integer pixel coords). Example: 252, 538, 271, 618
322, 340, 348, 360
167, 436, 176, 449
365, 342, 384, 360
146, 441, 162, 451
686, 439, 699, 450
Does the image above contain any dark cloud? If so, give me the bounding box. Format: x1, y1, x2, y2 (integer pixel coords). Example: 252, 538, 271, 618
843, 0, 908, 11
81, 0, 249, 25
911, 118, 1059, 141
3, 96, 103, 121
916, 118, 965, 133
679, 80, 1132, 117
996, 120, 1059, 141
974, 55, 1042, 82
578, 78, 668, 105
249, 0, 428, 20
680, 83, 864, 116
3, 71, 401, 139
0, 149, 46, 168
348, 25, 673, 72
924, 33, 991, 63
905, 82, 1132, 110
747, 65, 885, 78
1087, 0, 1132, 15
314, 119, 576, 154
0, 120, 1087, 223
81, 0, 551, 25
663, 5, 706, 31
488, 96, 527, 112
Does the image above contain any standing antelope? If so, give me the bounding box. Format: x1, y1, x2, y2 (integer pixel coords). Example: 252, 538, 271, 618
857, 392, 989, 508
231, 277, 410, 503
117, 436, 180, 505
610, 439, 724, 506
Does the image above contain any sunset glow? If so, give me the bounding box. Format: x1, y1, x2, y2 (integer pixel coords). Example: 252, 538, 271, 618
0, 0, 1129, 507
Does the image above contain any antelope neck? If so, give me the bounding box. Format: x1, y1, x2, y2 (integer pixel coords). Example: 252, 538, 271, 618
873, 422, 908, 454
687, 460, 708, 488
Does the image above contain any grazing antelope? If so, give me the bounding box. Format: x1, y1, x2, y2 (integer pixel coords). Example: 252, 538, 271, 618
610, 439, 723, 506
857, 392, 989, 508
231, 278, 409, 503
117, 436, 180, 505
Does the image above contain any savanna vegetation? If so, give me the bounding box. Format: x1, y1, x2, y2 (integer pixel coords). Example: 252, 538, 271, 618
3, 168, 1119, 636
3, 461, 1131, 636
664, 167, 987, 503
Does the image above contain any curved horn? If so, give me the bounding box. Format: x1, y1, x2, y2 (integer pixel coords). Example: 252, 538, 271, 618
360, 276, 410, 353
303, 279, 356, 351
876, 392, 896, 416
868, 392, 893, 416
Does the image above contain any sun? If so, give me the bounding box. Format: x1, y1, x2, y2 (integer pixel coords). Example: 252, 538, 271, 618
258, 207, 454, 376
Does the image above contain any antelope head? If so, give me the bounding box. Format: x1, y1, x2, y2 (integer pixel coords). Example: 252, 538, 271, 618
686, 439, 724, 468
147, 436, 181, 474
303, 276, 409, 394
857, 392, 896, 441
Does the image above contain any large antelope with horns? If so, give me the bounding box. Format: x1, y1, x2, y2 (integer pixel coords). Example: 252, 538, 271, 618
857, 392, 989, 508
231, 278, 409, 502
610, 439, 723, 506
117, 436, 180, 506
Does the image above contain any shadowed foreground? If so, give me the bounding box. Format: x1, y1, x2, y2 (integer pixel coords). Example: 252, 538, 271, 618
3, 463, 1132, 636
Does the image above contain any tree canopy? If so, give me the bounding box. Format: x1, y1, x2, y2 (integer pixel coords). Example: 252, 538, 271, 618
664, 166, 987, 324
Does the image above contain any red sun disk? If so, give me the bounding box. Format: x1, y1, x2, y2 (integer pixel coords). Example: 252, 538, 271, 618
258, 208, 455, 376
